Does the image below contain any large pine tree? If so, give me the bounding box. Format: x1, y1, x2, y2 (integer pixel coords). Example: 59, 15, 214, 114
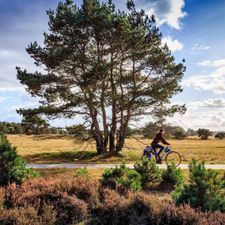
17, 0, 185, 154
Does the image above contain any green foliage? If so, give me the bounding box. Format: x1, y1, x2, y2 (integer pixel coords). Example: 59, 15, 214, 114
197, 128, 212, 140
74, 167, 89, 179
222, 172, 225, 188
134, 157, 161, 186
161, 162, 184, 188
173, 159, 225, 212
21, 115, 50, 135
215, 132, 225, 139
66, 124, 87, 139
103, 162, 142, 191
0, 134, 39, 186
17, 0, 185, 154
0, 120, 66, 135
0, 122, 23, 134
142, 122, 186, 139
172, 127, 187, 140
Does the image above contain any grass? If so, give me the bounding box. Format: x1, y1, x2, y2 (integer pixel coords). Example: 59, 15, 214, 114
37, 168, 104, 180
7, 134, 225, 164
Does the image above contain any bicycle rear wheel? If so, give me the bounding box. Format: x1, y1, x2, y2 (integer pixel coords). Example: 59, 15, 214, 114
165, 151, 181, 167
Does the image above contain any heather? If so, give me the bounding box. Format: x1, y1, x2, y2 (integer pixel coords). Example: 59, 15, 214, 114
0, 178, 224, 225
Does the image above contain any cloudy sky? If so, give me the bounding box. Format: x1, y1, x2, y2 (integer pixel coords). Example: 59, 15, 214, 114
0, 0, 225, 131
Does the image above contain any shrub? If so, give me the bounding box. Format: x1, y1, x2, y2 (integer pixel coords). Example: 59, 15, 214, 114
57, 194, 88, 225
172, 127, 187, 140
74, 167, 89, 179
173, 159, 225, 212
222, 172, 225, 187
161, 162, 184, 188
134, 158, 161, 187
0, 134, 39, 186
103, 162, 142, 191
197, 128, 212, 140
0, 206, 52, 225
215, 132, 225, 139
100, 188, 121, 209
1, 177, 225, 225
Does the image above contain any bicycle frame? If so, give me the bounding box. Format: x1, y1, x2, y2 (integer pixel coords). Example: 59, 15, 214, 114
143, 145, 171, 160
159, 146, 171, 159
143, 145, 182, 167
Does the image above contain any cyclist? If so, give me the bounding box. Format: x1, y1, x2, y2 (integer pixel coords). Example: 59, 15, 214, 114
151, 128, 170, 163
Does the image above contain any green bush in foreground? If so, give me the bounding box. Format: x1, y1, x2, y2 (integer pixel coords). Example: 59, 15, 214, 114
74, 167, 89, 179
103, 162, 142, 191
161, 162, 184, 188
172, 159, 225, 212
0, 134, 39, 186
134, 157, 161, 187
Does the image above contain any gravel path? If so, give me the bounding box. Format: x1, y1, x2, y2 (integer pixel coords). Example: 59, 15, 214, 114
27, 163, 225, 170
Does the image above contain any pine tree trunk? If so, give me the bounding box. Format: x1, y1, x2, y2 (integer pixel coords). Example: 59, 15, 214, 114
116, 134, 125, 152
109, 131, 115, 152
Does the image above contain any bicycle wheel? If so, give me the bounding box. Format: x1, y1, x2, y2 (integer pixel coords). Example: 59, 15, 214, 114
165, 151, 182, 167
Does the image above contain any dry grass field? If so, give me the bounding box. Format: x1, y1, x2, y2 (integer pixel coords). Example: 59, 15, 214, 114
7, 134, 225, 164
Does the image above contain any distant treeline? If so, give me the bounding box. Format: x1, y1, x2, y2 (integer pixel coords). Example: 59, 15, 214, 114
0, 121, 66, 135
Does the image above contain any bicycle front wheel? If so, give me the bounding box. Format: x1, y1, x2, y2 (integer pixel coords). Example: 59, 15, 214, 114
165, 151, 182, 167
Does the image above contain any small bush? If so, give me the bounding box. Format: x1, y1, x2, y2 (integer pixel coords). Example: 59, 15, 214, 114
222, 172, 225, 187
173, 159, 225, 212
161, 162, 184, 188
100, 188, 121, 209
103, 162, 142, 191
0, 206, 47, 225
172, 127, 187, 140
74, 167, 89, 179
57, 194, 88, 225
215, 132, 225, 139
134, 157, 161, 187
0, 134, 39, 186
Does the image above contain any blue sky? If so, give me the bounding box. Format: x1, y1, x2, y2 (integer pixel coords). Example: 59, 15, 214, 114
0, 0, 225, 131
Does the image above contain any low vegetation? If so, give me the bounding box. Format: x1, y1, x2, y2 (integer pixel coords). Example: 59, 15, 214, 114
161, 162, 184, 188
103, 162, 142, 191
134, 157, 161, 187
173, 160, 225, 212
0, 134, 39, 186
0, 177, 225, 225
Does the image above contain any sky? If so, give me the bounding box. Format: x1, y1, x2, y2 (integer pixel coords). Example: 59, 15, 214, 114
0, 0, 225, 131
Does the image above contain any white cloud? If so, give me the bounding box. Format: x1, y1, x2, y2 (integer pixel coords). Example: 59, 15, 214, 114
0, 96, 5, 103
191, 43, 211, 51
198, 58, 225, 67
168, 109, 225, 131
0, 48, 38, 92
161, 36, 183, 52
136, 0, 187, 29
189, 98, 225, 108
183, 66, 225, 94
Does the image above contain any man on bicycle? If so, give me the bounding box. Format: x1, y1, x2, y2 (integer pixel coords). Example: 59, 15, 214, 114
151, 128, 170, 163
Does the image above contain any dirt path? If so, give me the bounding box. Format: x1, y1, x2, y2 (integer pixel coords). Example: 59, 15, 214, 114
27, 163, 225, 170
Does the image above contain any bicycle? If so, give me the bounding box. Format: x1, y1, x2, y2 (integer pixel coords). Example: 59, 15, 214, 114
142, 145, 182, 167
